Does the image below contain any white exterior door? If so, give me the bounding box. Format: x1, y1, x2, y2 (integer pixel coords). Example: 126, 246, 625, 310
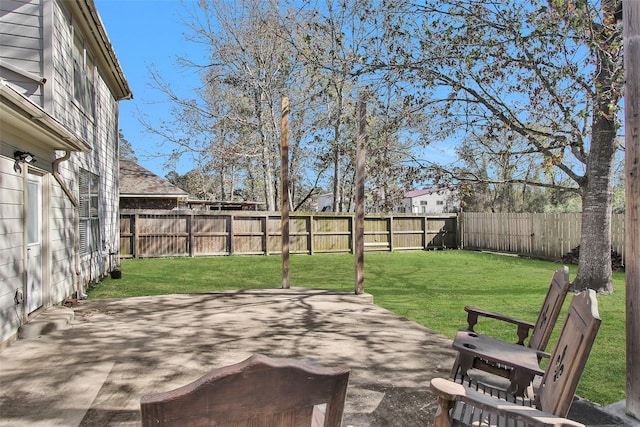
27, 174, 43, 314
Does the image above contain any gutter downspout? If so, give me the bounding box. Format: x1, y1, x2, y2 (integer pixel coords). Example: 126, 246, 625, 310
53, 152, 84, 299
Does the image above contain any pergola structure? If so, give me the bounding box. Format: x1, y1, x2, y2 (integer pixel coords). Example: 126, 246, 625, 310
624, 0, 639, 419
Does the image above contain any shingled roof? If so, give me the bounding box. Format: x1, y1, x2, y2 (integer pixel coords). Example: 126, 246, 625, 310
119, 159, 189, 198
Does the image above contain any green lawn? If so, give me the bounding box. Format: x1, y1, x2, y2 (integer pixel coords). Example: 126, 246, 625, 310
89, 250, 627, 406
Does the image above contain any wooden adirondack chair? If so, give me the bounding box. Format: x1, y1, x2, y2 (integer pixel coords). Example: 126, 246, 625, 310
431, 289, 600, 427
451, 266, 571, 395
140, 354, 350, 427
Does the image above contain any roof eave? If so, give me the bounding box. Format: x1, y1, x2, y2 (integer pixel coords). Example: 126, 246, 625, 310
68, 0, 133, 101
1, 81, 92, 152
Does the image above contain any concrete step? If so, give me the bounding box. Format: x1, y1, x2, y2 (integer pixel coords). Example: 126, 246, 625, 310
18, 305, 74, 339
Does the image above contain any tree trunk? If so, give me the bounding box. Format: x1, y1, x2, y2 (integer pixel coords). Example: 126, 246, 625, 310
262, 140, 276, 211
332, 141, 341, 212
574, 123, 616, 293
573, 3, 619, 293
254, 90, 276, 211
332, 86, 344, 212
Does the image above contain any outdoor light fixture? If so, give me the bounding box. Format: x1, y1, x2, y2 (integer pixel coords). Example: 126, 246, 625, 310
13, 151, 36, 173
15, 151, 35, 163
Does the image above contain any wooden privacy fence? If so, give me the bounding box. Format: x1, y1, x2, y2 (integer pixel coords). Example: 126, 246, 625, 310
119, 210, 458, 258
460, 212, 626, 262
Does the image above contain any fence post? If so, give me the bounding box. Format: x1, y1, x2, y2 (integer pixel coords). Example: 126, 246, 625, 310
422, 216, 427, 249
458, 212, 464, 249
263, 216, 269, 256
388, 216, 394, 252
306, 215, 312, 255
229, 215, 235, 255
133, 213, 139, 258
188, 213, 194, 257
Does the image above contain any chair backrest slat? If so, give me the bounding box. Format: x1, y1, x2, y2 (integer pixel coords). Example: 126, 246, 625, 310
528, 266, 572, 351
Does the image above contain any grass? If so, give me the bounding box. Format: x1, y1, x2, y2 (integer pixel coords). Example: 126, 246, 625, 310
89, 250, 627, 406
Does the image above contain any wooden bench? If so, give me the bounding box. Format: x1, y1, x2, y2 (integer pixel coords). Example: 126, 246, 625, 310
140, 354, 350, 427
451, 266, 571, 395
431, 289, 601, 427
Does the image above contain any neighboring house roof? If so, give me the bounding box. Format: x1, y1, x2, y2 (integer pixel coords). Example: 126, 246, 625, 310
404, 188, 447, 198
119, 159, 189, 198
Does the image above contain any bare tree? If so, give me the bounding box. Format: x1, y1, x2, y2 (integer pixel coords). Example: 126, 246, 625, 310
292, 0, 379, 211
455, 129, 575, 213
118, 130, 137, 162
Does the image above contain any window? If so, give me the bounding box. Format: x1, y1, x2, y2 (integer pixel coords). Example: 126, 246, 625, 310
436, 200, 444, 205
79, 169, 100, 255
420, 201, 428, 205
73, 33, 95, 116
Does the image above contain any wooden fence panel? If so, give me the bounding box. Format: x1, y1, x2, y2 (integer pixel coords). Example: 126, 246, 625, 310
192, 215, 228, 256
119, 211, 458, 258
120, 214, 133, 257
462, 212, 625, 263
393, 217, 424, 250
135, 213, 189, 257
364, 217, 390, 250
232, 216, 266, 255
313, 216, 353, 253
427, 216, 458, 249
118, 211, 623, 262
266, 216, 310, 254
612, 214, 625, 257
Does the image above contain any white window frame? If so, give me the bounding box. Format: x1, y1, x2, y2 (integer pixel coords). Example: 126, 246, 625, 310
73, 32, 95, 117
79, 169, 100, 255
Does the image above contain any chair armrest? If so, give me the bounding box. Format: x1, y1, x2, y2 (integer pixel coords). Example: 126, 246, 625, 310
430, 377, 585, 427
465, 306, 535, 345
537, 350, 551, 360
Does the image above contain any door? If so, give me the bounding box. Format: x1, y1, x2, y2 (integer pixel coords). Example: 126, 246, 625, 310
26, 174, 43, 314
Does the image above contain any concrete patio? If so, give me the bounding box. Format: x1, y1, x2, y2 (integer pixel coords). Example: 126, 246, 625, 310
0, 289, 633, 426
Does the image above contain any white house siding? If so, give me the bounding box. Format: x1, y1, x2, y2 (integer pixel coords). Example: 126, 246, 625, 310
47, 0, 120, 287
0, 0, 130, 348
51, 2, 95, 143
48, 158, 76, 304
69, 71, 120, 284
95, 76, 120, 260
0, 0, 45, 105
0, 157, 24, 341
50, 0, 71, 117
399, 189, 459, 214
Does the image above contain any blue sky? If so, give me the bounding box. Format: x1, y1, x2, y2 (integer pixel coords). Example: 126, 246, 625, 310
95, 0, 204, 178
